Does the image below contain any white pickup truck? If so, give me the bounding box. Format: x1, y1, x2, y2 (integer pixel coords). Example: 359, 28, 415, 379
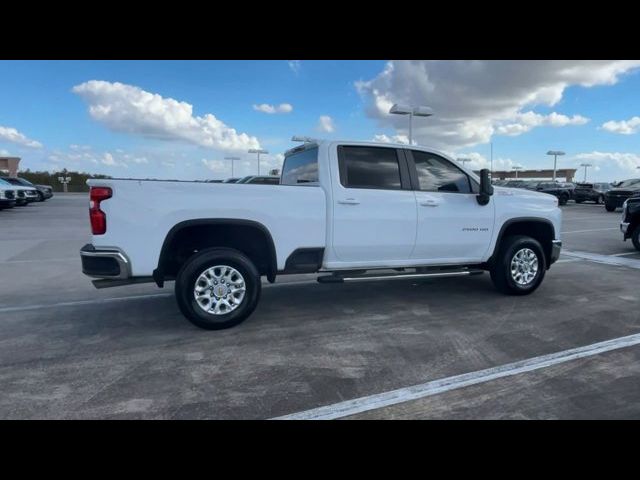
81, 140, 562, 330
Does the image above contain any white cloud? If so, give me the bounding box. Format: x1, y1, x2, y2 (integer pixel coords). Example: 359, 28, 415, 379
288, 60, 301, 74
455, 152, 515, 172
72, 80, 260, 152
0, 149, 10, 156
317, 115, 335, 133
372, 134, 410, 144
574, 151, 640, 172
496, 112, 589, 136
0, 125, 43, 148
356, 60, 640, 150
70, 144, 92, 151
253, 103, 293, 114
101, 152, 128, 168
201, 158, 226, 172
601, 116, 640, 135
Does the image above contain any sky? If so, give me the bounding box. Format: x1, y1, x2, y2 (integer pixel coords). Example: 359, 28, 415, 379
1, 60, 640, 182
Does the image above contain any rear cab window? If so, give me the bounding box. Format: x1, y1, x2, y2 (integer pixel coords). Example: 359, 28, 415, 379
338, 145, 404, 190
281, 147, 319, 186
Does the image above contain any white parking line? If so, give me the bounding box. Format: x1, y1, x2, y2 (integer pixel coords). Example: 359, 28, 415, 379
0, 279, 320, 314
611, 251, 639, 257
0, 293, 174, 313
273, 332, 640, 420
1, 257, 79, 264
562, 250, 640, 269
562, 228, 619, 234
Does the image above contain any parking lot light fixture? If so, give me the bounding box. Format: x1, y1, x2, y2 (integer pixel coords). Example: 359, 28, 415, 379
512, 165, 523, 179
248, 149, 269, 175
546, 150, 565, 182
580, 163, 593, 182
389, 104, 434, 145
224, 156, 240, 177
457, 157, 472, 167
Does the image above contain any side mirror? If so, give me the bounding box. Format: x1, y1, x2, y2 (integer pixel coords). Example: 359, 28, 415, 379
476, 169, 494, 206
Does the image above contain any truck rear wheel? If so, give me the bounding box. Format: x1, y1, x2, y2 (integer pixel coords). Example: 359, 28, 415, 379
605, 204, 616, 212
490, 235, 546, 295
175, 248, 261, 330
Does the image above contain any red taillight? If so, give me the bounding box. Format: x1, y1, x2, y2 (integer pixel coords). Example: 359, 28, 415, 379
89, 187, 112, 235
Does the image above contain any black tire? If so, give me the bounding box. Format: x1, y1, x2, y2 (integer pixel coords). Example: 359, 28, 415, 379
632, 226, 640, 252
575, 199, 583, 204
596, 195, 604, 205
490, 235, 546, 295
37, 192, 44, 202
558, 194, 568, 206
175, 248, 261, 330
605, 204, 616, 212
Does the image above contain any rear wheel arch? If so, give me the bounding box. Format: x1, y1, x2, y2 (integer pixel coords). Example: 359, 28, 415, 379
153, 219, 277, 287
489, 218, 556, 269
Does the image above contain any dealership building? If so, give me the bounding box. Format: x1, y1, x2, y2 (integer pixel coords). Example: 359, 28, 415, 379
0, 156, 20, 177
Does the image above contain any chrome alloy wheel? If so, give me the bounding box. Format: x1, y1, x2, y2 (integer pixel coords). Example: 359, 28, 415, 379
510, 248, 539, 286
193, 265, 246, 315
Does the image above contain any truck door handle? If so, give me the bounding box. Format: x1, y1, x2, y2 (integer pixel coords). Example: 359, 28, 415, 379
419, 199, 440, 207
338, 198, 360, 205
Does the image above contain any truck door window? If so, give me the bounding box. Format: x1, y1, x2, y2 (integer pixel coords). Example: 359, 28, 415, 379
411, 151, 473, 193
281, 147, 319, 185
338, 146, 402, 190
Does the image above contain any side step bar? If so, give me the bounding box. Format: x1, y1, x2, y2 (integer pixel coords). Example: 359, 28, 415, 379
92, 277, 155, 289
317, 268, 484, 284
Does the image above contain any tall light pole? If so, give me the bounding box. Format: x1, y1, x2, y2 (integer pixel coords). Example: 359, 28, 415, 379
546, 150, 565, 182
389, 104, 434, 145
224, 156, 240, 177
580, 163, 592, 182
512, 165, 523, 179
248, 149, 268, 176
490, 141, 494, 176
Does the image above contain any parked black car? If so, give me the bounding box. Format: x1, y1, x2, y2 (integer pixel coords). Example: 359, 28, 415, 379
236, 175, 280, 185
574, 182, 611, 204
524, 181, 575, 205
222, 177, 241, 183
620, 195, 640, 250
0, 176, 53, 202
604, 178, 640, 212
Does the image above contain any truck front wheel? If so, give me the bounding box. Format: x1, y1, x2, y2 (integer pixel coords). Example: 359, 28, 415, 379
490, 235, 546, 295
175, 248, 261, 330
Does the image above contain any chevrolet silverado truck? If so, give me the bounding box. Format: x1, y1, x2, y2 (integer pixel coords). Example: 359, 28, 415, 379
80, 140, 562, 330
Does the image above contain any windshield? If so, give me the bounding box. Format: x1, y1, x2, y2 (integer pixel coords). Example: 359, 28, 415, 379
617, 178, 640, 188
0, 178, 12, 187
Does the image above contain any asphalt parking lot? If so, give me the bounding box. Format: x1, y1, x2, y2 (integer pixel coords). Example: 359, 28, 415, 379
1, 194, 639, 419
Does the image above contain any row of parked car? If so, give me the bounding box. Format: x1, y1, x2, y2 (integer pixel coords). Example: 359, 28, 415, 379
493, 178, 640, 211
206, 175, 280, 185
0, 176, 54, 210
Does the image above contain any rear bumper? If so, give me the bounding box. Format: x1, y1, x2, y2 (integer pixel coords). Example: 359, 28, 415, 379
80, 244, 131, 279
550, 240, 562, 265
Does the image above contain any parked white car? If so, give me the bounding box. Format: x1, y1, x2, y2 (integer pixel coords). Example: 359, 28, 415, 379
0, 178, 38, 206
81, 139, 562, 330
0, 179, 17, 209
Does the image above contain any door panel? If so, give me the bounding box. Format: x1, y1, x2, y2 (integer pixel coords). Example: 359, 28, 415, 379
407, 149, 495, 263
331, 146, 417, 263
412, 191, 494, 262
